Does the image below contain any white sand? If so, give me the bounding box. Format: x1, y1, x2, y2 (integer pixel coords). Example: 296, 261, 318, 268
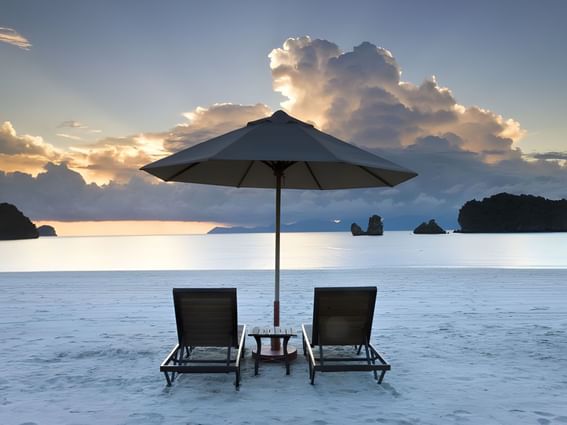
1, 268, 566, 424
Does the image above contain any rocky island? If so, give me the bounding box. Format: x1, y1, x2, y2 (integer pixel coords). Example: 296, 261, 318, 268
0, 203, 39, 240
351, 215, 383, 236
37, 225, 58, 237
458, 193, 567, 233
413, 219, 446, 234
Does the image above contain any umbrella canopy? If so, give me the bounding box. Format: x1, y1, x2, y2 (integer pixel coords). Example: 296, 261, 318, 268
141, 110, 416, 189
142, 110, 417, 353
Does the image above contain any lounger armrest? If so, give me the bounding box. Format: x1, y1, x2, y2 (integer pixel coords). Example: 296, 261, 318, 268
235, 325, 246, 368
301, 324, 316, 369
369, 343, 389, 366
161, 343, 180, 368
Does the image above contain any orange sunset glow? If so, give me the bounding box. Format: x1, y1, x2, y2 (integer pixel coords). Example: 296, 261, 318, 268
34, 220, 221, 236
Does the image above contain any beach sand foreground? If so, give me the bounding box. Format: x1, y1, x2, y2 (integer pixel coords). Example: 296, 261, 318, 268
1, 268, 566, 424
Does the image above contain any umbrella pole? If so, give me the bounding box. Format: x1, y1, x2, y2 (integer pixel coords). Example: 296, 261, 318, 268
272, 172, 281, 350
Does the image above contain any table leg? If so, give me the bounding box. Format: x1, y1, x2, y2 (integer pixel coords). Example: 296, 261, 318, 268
283, 336, 291, 375
254, 336, 261, 375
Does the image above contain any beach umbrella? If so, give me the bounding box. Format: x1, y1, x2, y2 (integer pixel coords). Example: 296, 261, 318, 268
141, 110, 417, 356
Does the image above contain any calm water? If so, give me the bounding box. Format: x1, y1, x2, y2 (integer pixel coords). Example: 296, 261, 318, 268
1, 231, 566, 272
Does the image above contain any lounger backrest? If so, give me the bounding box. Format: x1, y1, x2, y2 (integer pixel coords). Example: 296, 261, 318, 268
173, 288, 238, 348
312, 286, 377, 346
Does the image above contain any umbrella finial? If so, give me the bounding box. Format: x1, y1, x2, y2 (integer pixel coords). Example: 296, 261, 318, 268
247, 110, 314, 127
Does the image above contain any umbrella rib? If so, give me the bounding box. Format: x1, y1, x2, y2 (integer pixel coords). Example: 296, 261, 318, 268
359, 166, 394, 187
304, 161, 323, 190
165, 162, 200, 181
237, 160, 255, 188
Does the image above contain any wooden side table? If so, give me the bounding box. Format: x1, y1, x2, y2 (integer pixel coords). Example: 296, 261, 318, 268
248, 327, 297, 375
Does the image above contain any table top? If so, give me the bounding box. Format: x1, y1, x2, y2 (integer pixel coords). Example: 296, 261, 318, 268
248, 326, 297, 337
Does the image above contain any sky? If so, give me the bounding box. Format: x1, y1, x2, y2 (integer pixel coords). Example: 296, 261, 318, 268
1, 0, 566, 234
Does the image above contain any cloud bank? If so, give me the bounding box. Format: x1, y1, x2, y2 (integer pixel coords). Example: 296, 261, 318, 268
1, 37, 565, 228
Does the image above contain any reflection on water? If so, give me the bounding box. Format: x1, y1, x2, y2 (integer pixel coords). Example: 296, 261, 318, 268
1, 231, 566, 272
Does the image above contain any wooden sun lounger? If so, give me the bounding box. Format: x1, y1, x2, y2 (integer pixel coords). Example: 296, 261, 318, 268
160, 288, 246, 389
302, 286, 390, 384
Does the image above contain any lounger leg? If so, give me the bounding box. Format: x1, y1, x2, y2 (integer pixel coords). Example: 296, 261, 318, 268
283, 336, 291, 375
172, 346, 183, 382
363, 341, 378, 380
253, 336, 261, 376
378, 370, 386, 384
310, 367, 315, 385
164, 371, 172, 386
357, 344, 362, 355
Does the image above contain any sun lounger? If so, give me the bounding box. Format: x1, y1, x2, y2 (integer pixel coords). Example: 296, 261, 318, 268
302, 286, 390, 384
160, 288, 246, 388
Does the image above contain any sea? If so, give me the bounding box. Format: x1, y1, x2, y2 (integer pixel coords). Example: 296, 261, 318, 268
0, 231, 566, 272
1, 231, 567, 424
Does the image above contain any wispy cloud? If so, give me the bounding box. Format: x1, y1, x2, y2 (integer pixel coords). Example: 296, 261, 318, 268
0, 27, 31, 50
58, 120, 88, 129
56, 133, 83, 141
528, 151, 567, 161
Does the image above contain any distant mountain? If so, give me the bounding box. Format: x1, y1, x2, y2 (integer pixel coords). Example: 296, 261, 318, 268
208, 219, 347, 234
0, 203, 39, 240
458, 193, 567, 233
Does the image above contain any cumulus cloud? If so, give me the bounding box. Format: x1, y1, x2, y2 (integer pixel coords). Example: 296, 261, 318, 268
67, 103, 270, 184
269, 37, 525, 162
0, 121, 63, 175
0, 27, 31, 50
165, 103, 271, 152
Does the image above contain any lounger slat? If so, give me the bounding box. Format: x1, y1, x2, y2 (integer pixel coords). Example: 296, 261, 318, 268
315, 364, 390, 372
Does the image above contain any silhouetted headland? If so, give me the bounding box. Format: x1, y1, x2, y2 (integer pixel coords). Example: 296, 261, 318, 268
0, 203, 39, 240
458, 193, 567, 233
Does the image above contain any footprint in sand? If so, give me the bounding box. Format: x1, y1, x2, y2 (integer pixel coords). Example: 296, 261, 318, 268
123, 412, 165, 424
534, 411, 554, 417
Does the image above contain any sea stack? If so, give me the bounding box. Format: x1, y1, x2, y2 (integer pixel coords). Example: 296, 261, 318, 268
351, 214, 384, 236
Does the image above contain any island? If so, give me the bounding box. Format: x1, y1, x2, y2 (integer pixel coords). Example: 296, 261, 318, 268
413, 219, 446, 234
37, 225, 58, 237
458, 193, 567, 233
0, 203, 39, 240
351, 215, 383, 236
